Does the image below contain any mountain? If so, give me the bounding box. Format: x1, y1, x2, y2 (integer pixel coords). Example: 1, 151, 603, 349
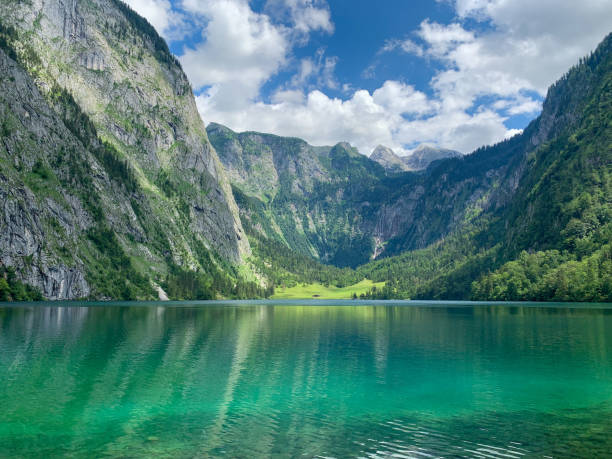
210, 32, 611, 270
370, 145, 410, 173
359, 32, 612, 301
215, 33, 611, 302
207, 123, 402, 267
0, 0, 609, 302
210, 115, 523, 262
0, 0, 263, 300
370, 144, 461, 173
402, 144, 461, 170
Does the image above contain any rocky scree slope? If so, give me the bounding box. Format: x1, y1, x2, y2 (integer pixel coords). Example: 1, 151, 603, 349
0, 0, 253, 299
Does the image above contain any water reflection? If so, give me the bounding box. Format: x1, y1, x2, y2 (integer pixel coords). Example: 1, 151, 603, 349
1, 304, 612, 457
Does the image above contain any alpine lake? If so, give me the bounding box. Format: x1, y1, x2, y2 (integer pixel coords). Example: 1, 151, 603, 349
1, 300, 612, 457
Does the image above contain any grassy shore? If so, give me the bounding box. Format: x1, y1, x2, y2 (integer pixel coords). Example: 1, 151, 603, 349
271, 279, 385, 299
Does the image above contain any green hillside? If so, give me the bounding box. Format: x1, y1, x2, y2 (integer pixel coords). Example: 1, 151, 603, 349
226, 33, 612, 302
0, 2, 262, 300
0, 0, 609, 302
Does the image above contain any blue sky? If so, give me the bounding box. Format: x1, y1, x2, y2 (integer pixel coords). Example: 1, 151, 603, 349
125, 0, 612, 155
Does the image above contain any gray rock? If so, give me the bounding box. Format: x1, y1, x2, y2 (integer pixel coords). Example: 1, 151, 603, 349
370, 145, 410, 173
402, 144, 462, 171
0, 0, 252, 299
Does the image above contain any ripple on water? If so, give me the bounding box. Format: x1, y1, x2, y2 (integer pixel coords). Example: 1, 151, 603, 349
350, 418, 528, 459
334, 407, 612, 459
2, 304, 612, 457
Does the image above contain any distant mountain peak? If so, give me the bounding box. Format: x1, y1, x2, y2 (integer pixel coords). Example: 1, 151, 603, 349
370, 145, 409, 173
370, 143, 462, 173
334, 141, 354, 151
404, 144, 462, 170
331, 141, 362, 158
413, 143, 433, 152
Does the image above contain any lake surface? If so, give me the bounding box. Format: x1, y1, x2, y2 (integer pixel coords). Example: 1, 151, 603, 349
1, 301, 612, 457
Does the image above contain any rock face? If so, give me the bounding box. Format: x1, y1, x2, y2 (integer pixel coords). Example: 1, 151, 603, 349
370, 145, 410, 173
403, 145, 461, 171
0, 0, 250, 299
0, 47, 94, 299
211, 31, 606, 265
208, 123, 393, 267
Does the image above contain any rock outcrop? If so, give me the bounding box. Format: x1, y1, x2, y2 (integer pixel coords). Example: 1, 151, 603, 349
402, 145, 461, 171
0, 0, 250, 298
370, 145, 410, 173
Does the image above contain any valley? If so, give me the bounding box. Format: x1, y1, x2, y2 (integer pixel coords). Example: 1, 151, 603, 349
0, 1, 609, 302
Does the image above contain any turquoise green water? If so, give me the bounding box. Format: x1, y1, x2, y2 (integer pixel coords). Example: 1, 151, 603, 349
1, 302, 612, 457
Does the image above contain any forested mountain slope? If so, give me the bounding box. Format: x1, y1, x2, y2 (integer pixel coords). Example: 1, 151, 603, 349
208, 123, 414, 267
211, 38, 600, 267
0, 0, 263, 300
236, 33, 611, 302
361, 32, 612, 301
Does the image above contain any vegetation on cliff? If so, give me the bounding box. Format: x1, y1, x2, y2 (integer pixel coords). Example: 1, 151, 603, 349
232, 33, 612, 302
0, 0, 258, 301
0, 1, 609, 302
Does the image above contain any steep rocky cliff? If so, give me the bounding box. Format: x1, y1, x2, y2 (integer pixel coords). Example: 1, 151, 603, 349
0, 0, 252, 299
208, 123, 401, 267
0, 48, 91, 298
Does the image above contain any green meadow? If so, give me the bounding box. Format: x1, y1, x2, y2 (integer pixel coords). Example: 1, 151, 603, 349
271, 279, 386, 299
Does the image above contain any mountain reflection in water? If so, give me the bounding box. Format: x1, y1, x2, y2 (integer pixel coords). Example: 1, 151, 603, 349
1, 303, 612, 457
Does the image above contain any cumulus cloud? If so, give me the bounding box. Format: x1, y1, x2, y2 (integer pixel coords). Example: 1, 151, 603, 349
265, 0, 334, 39
129, 0, 612, 155
418, 20, 474, 55
447, 0, 612, 94
177, 0, 337, 116
291, 48, 338, 90
180, 0, 288, 111
122, 0, 188, 40
196, 81, 436, 155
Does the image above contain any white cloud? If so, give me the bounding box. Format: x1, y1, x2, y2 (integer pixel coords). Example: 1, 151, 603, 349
277, 0, 334, 38
449, 0, 612, 94
178, 0, 336, 114
291, 48, 338, 89
418, 20, 474, 56
180, 0, 288, 111
176, 0, 610, 156
264, 0, 333, 35
381, 38, 424, 56
197, 81, 441, 155
122, 0, 188, 40
361, 63, 377, 79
